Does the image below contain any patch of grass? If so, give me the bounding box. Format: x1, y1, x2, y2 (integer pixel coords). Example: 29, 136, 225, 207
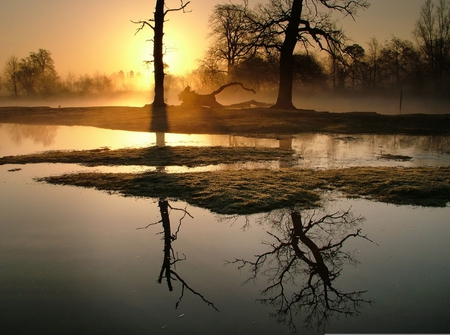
318, 166, 450, 207
4, 145, 448, 214
0, 146, 294, 167
36, 167, 450, 215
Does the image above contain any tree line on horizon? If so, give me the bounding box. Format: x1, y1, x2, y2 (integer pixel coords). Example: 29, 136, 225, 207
198, 0, 450, 99
2, 0, 450, 104
0, 49, 146, 99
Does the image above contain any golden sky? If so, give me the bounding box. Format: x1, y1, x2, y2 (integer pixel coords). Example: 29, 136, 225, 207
0, 0, 426, 78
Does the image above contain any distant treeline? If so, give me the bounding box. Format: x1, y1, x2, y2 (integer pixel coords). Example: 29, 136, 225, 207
197, 0, 450, 98
2, 0, 450, 100
0, 49, 147, 99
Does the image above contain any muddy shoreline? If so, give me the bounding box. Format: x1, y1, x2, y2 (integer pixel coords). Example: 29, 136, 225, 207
1, 105, 449, 136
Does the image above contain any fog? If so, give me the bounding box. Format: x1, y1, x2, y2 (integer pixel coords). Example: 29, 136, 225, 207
291, 91, 450, 115
1, 87, 449, 115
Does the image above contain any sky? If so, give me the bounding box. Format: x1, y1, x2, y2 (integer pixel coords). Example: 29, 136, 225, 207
0, 0, 428, 79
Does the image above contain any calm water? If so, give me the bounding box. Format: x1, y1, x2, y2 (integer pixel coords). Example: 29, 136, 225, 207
1, 123, 449, 334
1, 123, 450, 170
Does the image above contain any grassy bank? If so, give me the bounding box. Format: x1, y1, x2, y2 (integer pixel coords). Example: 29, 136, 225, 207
33, 166, 450, 215
0, 146, 294, 167
1, 105, 450, 136
2, 106, 449, 214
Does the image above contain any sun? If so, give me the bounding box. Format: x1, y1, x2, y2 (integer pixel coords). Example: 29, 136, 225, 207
163, 22, 206, 76
162, 37, 196, 75
123, 16, 207, 78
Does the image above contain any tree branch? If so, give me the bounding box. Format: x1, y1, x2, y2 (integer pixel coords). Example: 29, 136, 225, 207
165, 0, 191, 15
131, 19, 155, 34
171, 270, 220, 312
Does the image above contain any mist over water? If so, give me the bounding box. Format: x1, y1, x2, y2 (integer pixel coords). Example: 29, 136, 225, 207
0, 91, 152, 108
3, 89, 448, 115
292, 91, 450, 115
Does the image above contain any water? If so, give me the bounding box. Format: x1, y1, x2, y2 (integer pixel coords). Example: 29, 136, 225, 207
1, 123, 449, 170
1, 123, 449, 334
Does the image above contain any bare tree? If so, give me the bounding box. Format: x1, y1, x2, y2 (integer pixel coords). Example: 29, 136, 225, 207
2, 55, 20, 97
379, 37, 420, 89
230, 207, 374, 332
414, 0, 450, 91
137, 200, 219, 311
16, 49, 58, 96
208, 3, 258, 80
244, 0, 369, 109
133, 0, 190, 107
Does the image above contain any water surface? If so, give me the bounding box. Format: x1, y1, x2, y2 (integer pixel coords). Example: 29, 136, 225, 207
1, 123, 449, 170
1, 123, 449, 334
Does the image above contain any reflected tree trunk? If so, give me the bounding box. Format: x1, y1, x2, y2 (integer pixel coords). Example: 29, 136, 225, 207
230, 207, 374, 332
158, 200, 173, 290
155, 132, 166, 147
139, 199, 219, 311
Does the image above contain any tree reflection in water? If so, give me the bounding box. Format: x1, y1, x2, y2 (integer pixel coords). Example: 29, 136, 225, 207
231, 207, 374, 333
138, 199, 219, 311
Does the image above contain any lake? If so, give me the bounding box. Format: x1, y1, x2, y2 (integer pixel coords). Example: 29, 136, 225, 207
1, 123, 449, 334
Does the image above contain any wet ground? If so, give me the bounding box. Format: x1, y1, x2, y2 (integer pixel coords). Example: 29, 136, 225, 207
1, 105, 450, 136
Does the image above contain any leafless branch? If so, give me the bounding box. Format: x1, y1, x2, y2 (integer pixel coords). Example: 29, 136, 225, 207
131, 19, 155, 35
171, 270, 220, 312
136, 219, 162, 230
230, 207, 374, 331
165, 0, 191, 15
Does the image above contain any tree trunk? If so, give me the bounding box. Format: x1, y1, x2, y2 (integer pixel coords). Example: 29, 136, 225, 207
291, 210, 331, 285
153, 0, 166, 107
158, 200, 173, 291
272, 0, 303, 110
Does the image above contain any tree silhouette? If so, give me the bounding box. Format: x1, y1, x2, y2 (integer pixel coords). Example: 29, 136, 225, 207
243, 0, 369, 109
2, 55, 20, 97
137, 200, 219, 311
13, 49, 58, 96
414, 0, 450, 92
133, 1, 190, 107
208, 3, 257, 80
230, 207, 374, 332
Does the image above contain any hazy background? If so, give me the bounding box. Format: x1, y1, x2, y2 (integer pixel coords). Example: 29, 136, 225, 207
0, 0, 424, 77
2, 0, 447, 114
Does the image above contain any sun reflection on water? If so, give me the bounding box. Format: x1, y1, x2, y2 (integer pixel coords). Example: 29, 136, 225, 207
1, 123, 449, 173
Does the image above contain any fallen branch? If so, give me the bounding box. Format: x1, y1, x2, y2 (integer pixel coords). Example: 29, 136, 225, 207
178, 82, 257, 108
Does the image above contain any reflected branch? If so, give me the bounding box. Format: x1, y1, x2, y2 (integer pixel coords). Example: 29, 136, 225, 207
231, 207, 374, 332
145, 199, 219, 312
171, 270, 220, 312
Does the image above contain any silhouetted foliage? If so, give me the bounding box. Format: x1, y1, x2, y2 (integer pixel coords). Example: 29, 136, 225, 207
414, 0, 450, 94
209, 3, 258, 80
292, 53, 327, 88
5, 0, 450, 104
192, 53, 227, 90
233, 55, 279, 90
16, 49, 59, 96
2, 55, 20, 97
334, 38, 421, 92
0, 48, 146, 100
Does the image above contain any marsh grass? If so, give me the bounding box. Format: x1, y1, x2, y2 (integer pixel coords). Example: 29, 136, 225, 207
2, 145, 448, 214
36, 166, 450, 215
0, 146, 294, 167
